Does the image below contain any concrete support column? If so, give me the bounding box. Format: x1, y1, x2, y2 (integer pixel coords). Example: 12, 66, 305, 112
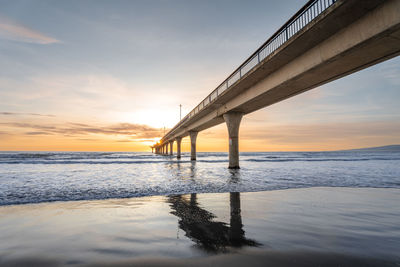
176, 137, 182, 159
169, 141, 173, 155
189, 131, 198, 161
165, 144, 168, 155
223, 112, 243, 169
162, 145, 165, 155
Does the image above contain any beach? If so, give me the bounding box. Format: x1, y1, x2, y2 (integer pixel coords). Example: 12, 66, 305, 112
0, 187, 399, 266
1, 0, 400, 265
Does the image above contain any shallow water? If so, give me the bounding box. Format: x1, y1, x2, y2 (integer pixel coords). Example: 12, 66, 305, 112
1, 151, 400, 205
0, 188, 399, 266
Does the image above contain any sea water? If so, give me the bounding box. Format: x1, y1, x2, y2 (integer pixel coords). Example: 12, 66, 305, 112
0, 151, 400, 206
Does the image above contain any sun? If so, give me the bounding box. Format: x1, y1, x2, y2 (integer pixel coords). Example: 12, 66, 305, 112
118, 109, 182, 130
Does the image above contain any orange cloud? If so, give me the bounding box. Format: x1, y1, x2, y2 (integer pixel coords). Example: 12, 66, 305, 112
0, 121, 165, 139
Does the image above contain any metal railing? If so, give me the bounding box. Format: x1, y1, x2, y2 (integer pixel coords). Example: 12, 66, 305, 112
162, 0, 337, 142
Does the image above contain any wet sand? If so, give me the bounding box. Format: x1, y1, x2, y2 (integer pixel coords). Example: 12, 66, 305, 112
0, 187, 399, 266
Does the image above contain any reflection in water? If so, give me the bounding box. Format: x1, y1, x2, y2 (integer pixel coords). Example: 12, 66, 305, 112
167, 192, 260, 252
189, 161, 196, 179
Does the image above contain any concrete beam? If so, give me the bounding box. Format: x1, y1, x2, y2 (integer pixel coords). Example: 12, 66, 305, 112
223, 112, 243, 169
189, 131, 198, 161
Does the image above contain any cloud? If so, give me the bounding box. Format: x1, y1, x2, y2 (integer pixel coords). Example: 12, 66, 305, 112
0, 121, 165, 140
0, 112, 55, 117
0, 16, 59, 44
25, 131, 54, 135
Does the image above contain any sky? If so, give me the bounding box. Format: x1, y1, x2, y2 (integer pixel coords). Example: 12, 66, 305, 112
0, 0, 399, 152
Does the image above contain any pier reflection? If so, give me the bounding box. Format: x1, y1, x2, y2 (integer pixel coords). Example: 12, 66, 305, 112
167, 192, 260, 252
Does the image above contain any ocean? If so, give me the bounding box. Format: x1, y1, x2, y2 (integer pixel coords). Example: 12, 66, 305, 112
1, 150, 399, 206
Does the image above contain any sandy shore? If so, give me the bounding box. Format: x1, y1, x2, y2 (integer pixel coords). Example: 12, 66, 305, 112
0, 187, 399, 266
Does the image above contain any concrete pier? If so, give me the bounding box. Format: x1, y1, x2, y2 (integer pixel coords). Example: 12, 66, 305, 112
169, 141, 173, 155
176, 137, 182, 159
152, 0, 400, 168
189, 131, 198, 161
223, 112, 243, 169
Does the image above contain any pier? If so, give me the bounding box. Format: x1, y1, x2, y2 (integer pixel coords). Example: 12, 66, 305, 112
153, 0, 400, 168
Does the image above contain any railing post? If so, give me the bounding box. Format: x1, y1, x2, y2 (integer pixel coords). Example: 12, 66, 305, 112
285, 26, 288, 41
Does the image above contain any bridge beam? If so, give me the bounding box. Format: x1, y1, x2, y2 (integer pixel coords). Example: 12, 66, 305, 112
223, 112, 243, 169
189, 131, 198, 161
176, 137, 182, 159
169, 141, 173, 155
